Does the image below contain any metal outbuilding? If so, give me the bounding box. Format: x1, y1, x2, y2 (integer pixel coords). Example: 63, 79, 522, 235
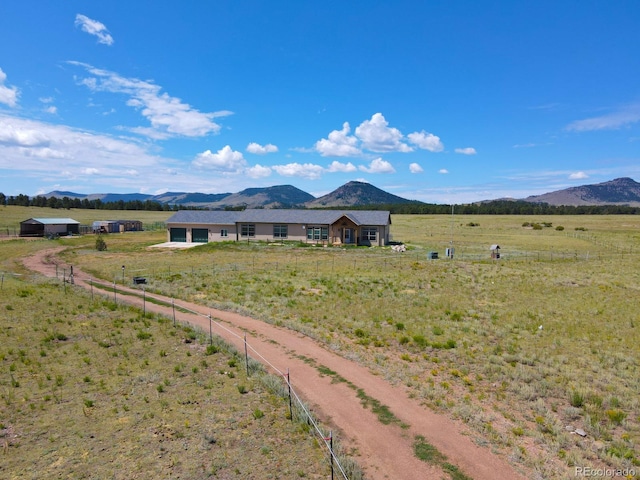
490, 244, 501, 259
92, 220, 143, 234
20, 218, 80, 237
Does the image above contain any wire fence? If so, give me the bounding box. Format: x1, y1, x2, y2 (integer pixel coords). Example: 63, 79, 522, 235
98, 244, 640, 287
27, 267, 359, 480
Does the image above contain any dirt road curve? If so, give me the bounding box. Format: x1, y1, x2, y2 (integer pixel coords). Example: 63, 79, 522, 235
23, 248, 527, 480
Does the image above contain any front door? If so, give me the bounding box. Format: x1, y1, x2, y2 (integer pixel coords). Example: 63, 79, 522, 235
344, 228, 353, 244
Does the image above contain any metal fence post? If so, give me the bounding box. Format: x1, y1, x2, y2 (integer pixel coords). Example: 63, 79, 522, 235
209, 312, 213, 345
244, 334, 250, 377
287, 369, 293, 421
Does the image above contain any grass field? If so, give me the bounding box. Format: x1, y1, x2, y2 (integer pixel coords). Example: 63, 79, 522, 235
2, 206, 639, 479
0, 208, 337, 479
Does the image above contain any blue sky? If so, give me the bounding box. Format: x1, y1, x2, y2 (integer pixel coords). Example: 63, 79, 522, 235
1, 1, 639, 204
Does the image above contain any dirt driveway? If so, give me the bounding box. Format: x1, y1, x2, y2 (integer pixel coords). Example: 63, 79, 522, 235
23, 247, 527, 480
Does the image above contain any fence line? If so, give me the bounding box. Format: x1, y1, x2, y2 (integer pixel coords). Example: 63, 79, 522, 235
112, 247, 640, 284
164, 293, 351, 479
55, 273, 353, 480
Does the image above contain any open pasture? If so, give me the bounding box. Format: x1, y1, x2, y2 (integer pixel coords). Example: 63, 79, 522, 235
55, 213, 640, 479
0, 205, 172, 237
0, 210, 332, 479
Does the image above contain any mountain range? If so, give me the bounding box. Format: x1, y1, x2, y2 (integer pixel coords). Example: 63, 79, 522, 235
44, 177, 640, 208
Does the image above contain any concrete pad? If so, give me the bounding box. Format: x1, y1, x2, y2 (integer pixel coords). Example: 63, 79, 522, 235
149, 242, 202, 249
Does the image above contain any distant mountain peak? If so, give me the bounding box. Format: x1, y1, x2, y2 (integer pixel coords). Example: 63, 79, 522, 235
525, 177, 640, 206
306, 181, 416, 207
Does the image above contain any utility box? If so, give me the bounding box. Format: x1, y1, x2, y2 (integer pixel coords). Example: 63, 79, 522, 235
428, 251, 439, 260
446, 247, 454, 259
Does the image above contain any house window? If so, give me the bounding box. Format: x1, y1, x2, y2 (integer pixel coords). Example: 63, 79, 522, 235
273, 225, 288, 238
241, 224, 255, 237
220, 229, 228, 237
362, 227, 378, 242
306, 226, 328, 241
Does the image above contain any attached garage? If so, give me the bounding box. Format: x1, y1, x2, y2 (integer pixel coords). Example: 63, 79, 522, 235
192, 228, 209, 243
169, 228, 187, 242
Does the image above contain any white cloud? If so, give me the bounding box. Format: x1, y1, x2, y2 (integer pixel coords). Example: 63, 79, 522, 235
192, 146, 246, 172
358, 157, 396, 174
315, 122, 361, 157
355, 113, 413, 153
75, 14, 114, 46
327, 160, 357, 173
70, 62, 231, 138
454, 147, 477, 155
246, 142, 278, 154
0, 68, 19, 107
407, 131, 444, 152
439, 169, 449, 174
566, 104, 640, 131
409, 163, 423, 173
272, 162, 325, 179
0, 114, 164, 191
0, 119, 51, 147
246, 164, 272, 178
44, 106, 57, 114
569, 171, 589, 180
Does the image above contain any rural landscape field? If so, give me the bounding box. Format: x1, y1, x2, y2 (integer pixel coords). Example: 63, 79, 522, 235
1, 206, 639, 479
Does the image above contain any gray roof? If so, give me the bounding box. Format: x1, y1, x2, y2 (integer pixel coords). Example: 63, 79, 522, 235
167, 209, 390, 226
166, 210, 242, 225
22, 218, 80, 225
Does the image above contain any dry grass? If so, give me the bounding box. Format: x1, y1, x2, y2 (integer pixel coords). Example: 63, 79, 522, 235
4, 207, 640, 479
0, 240, 329, 478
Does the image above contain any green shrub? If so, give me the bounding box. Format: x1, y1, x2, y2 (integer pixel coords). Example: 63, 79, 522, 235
205, 344, 219, 355
413, 335, 427, 347
95, 236, 107, 251
253, 408, 264, 419
569, 390, 584, 408
605, 409, 627, 425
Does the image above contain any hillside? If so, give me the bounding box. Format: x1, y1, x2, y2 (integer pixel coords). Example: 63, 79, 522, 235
524, 177, 640, 206
44, 182, 414, 209
305, 181, 417, 207
39, 177, 640, 209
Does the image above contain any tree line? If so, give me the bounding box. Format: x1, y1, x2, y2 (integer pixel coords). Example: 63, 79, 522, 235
337, 200, 640, 215
1, 192, 638, 215
0, 193, 174, 211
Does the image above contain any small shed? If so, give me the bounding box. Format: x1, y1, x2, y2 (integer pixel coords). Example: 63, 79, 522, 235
92, 220, 119, 234
490, 244, 501, 259
20, 218, 80, 237
92, 220, 143, 233
116, 219, 143, 232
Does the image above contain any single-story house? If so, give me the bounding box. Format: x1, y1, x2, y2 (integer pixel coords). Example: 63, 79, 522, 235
20, 218, 80, 237
92, 220, 143, 234
165, 209, 391, 246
